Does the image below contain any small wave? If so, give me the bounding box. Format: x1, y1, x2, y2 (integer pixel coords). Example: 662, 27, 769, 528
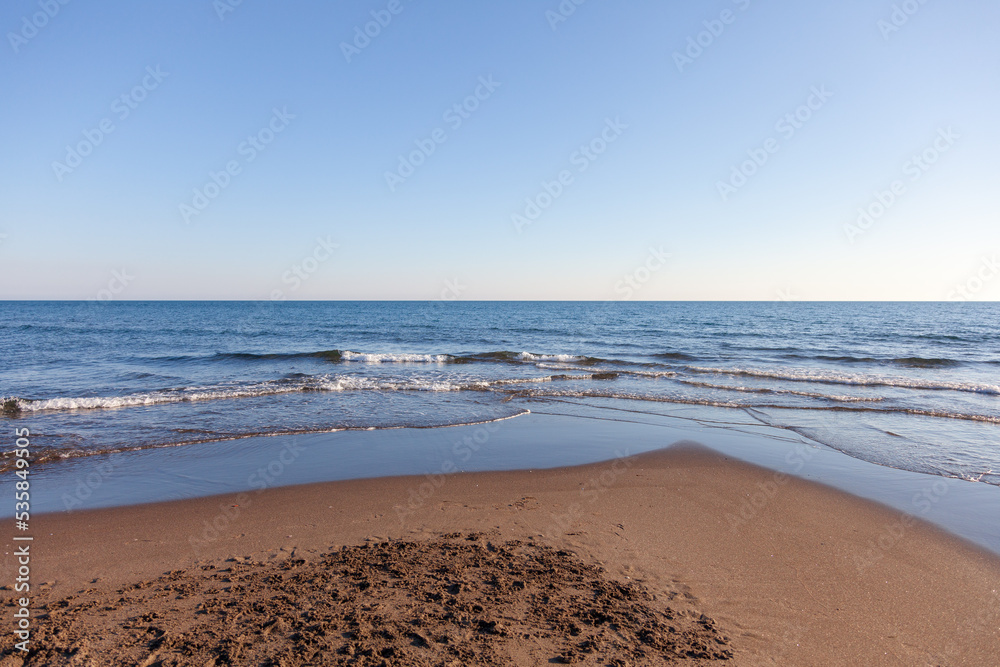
909, 333, 975, 342
474, 372, 620, 387
517, 352, 584, 363
652, 352, 698, 361
449, 351, 615, 366
154, 349, 455, 364
783, 354, 880, 364
780, 354, 963, 368
155, 348, 614, 366
890, 357, 962, 369
337, 349, 615, 367
676, 379, 884, 403
2, 376, 470, 414
532, 363, 677, 379
685, 366, 1000, 395
450, 351, 523, 363
340, 351, 450, 363
517, 389, 746, 409
151, 350, 344, 363
516, 389, 1000, 424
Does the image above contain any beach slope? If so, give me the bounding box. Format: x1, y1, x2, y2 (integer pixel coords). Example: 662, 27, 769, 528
3, 443, 999, 665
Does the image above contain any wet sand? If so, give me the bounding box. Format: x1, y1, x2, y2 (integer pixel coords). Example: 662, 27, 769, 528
3, 442, 999, 665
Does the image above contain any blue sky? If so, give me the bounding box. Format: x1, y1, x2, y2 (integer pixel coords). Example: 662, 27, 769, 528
1, 0, 997, 300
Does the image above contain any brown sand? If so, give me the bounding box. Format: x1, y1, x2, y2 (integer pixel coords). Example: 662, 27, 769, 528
2, 443, 999, 665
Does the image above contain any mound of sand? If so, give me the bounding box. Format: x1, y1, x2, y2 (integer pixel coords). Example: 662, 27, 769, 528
10, 532, 731, 666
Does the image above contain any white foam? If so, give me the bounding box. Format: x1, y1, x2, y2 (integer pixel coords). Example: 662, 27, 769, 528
518, 352, 584, 362
488, 376, 555, 386
519, 389, 1000, 423
314, 376, 462, 392
677, 379, 884, 402
339, 351, 450, 363
687, 366, 1000, 395
10, 375, 468, 413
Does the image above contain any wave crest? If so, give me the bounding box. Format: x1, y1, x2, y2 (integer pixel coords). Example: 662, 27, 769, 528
685, 366, 1000, 395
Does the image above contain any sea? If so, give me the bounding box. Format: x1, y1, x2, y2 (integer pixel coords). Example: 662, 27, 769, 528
1, 301, 998, 488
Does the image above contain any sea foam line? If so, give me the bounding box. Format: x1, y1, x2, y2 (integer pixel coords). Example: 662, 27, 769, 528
685, 366, 1000, 395
517, 389, 1000, 424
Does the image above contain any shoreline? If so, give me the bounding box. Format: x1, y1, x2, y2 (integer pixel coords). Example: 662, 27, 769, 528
4, 442, 1000, 664
10, 410, 1000, 556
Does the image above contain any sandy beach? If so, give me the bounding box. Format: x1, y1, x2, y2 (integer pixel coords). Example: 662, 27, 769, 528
3, 442, 999, 665
6, 0, 998, 662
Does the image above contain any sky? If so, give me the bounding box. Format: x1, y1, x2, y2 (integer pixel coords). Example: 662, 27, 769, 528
1, 0, 998, 300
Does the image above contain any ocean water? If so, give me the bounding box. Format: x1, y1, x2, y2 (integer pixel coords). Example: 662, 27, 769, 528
1, 301, 998, 486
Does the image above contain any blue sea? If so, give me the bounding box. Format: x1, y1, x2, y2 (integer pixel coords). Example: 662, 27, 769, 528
1, 301, 998, 488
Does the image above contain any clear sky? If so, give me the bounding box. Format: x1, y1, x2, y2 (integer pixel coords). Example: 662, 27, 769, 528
1, 0, 997, 300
